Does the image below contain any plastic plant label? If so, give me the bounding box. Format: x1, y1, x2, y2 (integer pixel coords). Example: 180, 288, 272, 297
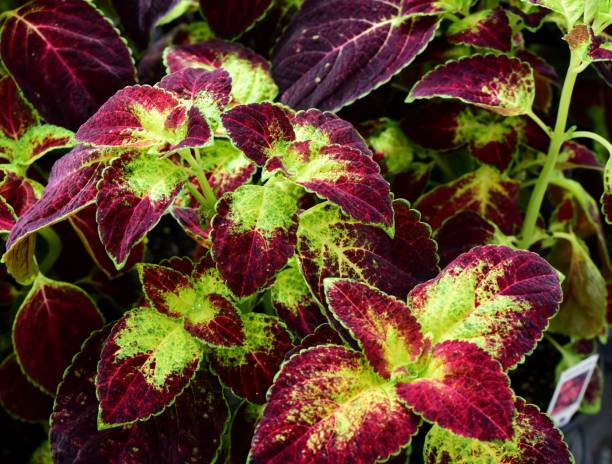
547, 353, 599, 427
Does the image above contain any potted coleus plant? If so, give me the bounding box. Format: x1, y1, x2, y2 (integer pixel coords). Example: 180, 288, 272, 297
0, 0, 610, 463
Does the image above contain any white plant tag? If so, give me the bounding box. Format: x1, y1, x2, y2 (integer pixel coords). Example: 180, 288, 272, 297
547, 353, 599, 427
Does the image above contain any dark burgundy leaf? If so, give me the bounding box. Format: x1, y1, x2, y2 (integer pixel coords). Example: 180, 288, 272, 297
12, 275, 104, 394
51, 327, 229, 463
0, 354, 53, 422
200, 0, 274, 38
273, 1, 439, 111
6, 146, 110, 254
434, 211, 496, 267
0, 0, 136, 130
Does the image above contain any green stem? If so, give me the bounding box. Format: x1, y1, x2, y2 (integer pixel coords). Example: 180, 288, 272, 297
526, 110, 552, 137
570, 130, 612, 156
519, 51, 582, 249
180, 149, 216, 210
38, 227, 62, 274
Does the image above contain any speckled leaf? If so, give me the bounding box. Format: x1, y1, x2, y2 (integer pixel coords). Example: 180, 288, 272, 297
408, 245, 562, 370
139, 256, 245, 346
0, 0, 136, 130
271, 261, 326, 338
414, 165, 522, 234
547, 233, 607, 339
96, 152, 184, 268
273, 1, 439, 111
447, 8, 512, 52
12, 275, 104, 394
69, 205, 145, 278
324, 279, 424, 379
397, 340, 514, 440
77, 85, 210, 152
52, 327, 229, 464
424, 398, 573, 463
249, 344, 421, 463
209, 313, 293, 403
96, 307, 204, 427
223, 103, 393, 227
297, 200, 439, 303
407, 55, 536, 116
164, 39, 279, 104
200, 0, 273, 38
0, 354, 53, 422
211, 183, 299, 296
435, 211, 496, 267
0, 76, 36, 140
111, 0, 197, 47
5, 146, 111, 255
458, 108, 522, 171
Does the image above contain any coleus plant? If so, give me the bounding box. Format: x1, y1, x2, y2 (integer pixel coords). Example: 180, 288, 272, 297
0, 0, 610, 463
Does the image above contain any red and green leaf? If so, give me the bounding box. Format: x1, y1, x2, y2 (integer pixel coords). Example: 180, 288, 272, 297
273, 0, 439, 111
52, 327, 229, 463
12, 275, 104, 394
397, 340, 514, 440
96, 152, 185, 268
157, 67, 232, 127
414, 165, 522, 234
3, 124, 74, 167
447, 8, 512, 52
164, 39, 279, 104
200, 0, 274, 38
76, 85, 210, 152
96, 307, 204, 427
407, 245, 562, 370
139, 257, 245, 346
324, 279, 424, 379
5, 146, 111, 254
0, 354, 53, 422
407, 54, 536, 116
603, 156, 612, 222
424, 398, 573, 463
270, 261, 326, 338
209, 313, 293, 403
223, 102, 393, 227
297, 200, 439, 303
250, 344, 421, 463
211, 183, 299, 296
0, 76, 36, 140
0, 0, 136, 130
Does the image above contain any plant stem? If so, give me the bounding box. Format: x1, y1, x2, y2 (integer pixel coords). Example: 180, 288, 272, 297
38, 227, 62, 274
180, 149, 216, 210
526, 110, 552, 137
519, 51, 581, 249
570, 130, 612, 156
